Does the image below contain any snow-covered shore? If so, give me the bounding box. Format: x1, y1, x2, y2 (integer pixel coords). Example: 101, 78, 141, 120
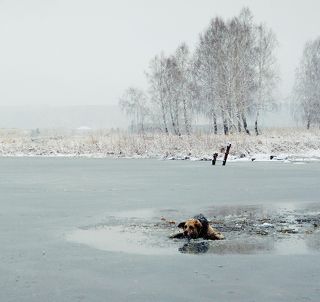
1, 128, 320, 162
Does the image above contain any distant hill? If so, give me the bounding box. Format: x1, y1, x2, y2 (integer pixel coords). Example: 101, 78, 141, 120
0, 105, 128, 129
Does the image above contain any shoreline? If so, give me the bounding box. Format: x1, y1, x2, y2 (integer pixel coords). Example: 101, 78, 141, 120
1, 151, 320, 162
1, 128, 320, 162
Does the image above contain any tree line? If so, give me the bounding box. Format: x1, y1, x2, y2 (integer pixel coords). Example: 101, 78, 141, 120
120, 8, 320, 134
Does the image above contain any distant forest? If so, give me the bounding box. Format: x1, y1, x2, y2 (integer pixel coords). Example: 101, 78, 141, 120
120, 8, 320, 135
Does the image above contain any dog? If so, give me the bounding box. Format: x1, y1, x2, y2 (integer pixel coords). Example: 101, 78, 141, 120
170, 214, 224, 240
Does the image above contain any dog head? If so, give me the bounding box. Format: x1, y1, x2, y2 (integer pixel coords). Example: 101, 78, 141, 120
178, 219, 203, 239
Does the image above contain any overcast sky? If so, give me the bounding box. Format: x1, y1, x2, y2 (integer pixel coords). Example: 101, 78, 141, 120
0, 0, 319, 107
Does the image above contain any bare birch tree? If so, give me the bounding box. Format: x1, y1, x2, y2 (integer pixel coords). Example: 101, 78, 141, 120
194, 9, 258, 135
174, 43, 194, 135
230, 9, 257, 135
119, 87, 149, 133
294, 37, 320, 129
147, 46, 195, 135
194, 17, 228, 134
146, 54, 169, 133
253, 24, 278, 135
163, 56, 181, 135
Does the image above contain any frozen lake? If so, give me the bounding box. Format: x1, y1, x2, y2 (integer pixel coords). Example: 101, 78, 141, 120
1, 158, 320, 302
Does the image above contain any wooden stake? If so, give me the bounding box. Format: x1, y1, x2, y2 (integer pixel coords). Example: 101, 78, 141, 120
222, 144, 231, 166
212, 153, 218, 165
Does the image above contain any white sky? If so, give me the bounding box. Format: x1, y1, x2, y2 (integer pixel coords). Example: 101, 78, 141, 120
0, 0, 319, 106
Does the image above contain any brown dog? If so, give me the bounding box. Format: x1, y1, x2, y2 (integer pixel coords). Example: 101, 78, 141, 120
170, 214, 224, 240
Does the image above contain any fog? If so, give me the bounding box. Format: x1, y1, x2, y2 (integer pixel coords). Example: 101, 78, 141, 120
0, 0, 319, 128
0, 103, 296, 130
0, 105, 128, 129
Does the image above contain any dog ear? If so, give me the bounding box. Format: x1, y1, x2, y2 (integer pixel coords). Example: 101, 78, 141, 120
177, 221, 186, 228
194, 220, 203, 230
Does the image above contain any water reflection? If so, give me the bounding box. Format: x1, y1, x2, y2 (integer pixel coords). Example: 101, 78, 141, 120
178, 239, 274, 255
179, 242, 210, 254
306, 230, 320, 251
66, 225, 176, 256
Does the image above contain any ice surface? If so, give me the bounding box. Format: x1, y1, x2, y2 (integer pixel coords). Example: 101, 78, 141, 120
1, 158, 320, 302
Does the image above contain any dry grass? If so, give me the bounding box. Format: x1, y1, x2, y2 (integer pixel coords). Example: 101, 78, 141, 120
0, 128, 319, 159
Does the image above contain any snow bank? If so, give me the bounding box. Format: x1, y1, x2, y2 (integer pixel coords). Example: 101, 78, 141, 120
0, 128, 320, 161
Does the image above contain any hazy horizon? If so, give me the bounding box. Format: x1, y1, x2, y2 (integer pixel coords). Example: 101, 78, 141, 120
0, 104, 129, 129
0, 103, 295, 129
1, 0, 320, 107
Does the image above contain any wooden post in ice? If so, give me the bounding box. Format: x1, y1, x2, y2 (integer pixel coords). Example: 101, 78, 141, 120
212, 153, 218, 165
222, 144, 231, 166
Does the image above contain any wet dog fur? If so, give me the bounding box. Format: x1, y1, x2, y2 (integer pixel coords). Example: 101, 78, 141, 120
170, 214, 224, 240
